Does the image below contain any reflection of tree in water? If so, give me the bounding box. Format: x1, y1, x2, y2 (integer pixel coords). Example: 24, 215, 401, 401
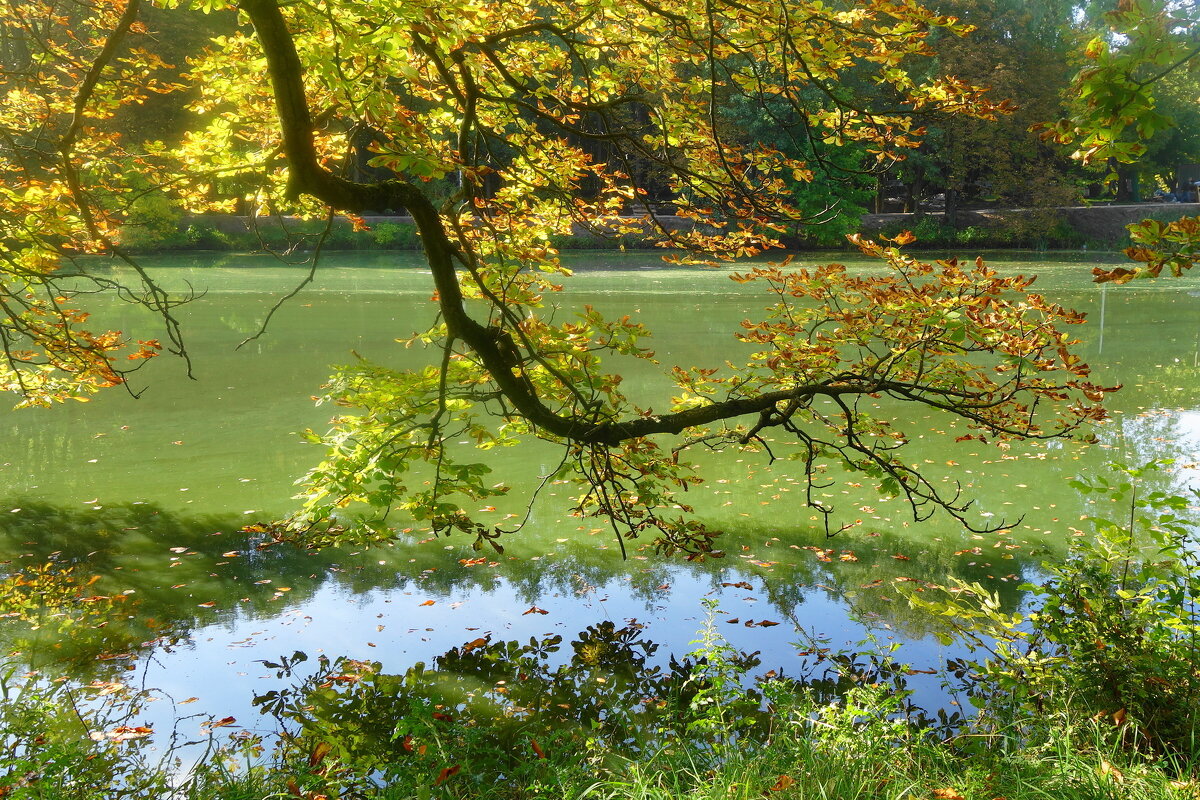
0, 500, 339, 670
251, 619, 946, 795
0, 499, 1046, 670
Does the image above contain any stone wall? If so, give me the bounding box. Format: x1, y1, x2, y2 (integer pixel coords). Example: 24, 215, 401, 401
859, 203, 1200, 244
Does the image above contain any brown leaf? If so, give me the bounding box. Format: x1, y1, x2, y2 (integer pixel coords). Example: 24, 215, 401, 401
433, 765, 461, 786
757, 620, 780, 627
308, 741, 332, 767
931, 789, 965, 800
1098, 759, 1124, 782
531, 737, 546, 759
522, 606, 549, 615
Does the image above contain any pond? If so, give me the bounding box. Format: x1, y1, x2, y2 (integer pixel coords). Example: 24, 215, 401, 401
1, 248, 1197, 740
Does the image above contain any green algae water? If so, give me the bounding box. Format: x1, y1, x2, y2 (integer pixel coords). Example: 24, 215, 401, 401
0, 249, 1196, 729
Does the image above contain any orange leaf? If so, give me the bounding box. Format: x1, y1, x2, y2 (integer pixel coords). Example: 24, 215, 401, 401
522, 606, 549, 615
433, 765, 461, 786
769, 775, 794, 792
931, 789, 965, 800
531, 737, 546, 759
419, 600, 436, 607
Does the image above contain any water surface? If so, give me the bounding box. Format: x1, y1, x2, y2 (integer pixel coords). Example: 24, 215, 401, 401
0, 248, 1196, 735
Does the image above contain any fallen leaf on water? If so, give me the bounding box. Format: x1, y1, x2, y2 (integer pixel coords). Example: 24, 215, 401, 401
522, 606, 549, 615
169, 547, 188, 554
201, 716, 236, 733
221, 551, 240, 558
419, 600, 436, 607
757, 620, 780, 627
91, 725, 153, 742
197, 601, 216, 608
726, 618, 741, 624
179, 697, 198, 705
87, 680, 125, 696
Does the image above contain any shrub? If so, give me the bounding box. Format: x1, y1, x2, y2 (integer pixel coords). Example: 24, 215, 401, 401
909, 460, 1200, 757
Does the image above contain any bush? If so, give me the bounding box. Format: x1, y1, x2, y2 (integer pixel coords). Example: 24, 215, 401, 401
909, 460, 1200, 757
116, 193, 190, 252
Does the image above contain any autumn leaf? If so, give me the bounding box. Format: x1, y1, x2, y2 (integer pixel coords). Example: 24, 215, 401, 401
91, 725, 153, 742
433, 765, 461, 786
201, 716, 236, 733
531, 738, 547, 759
419, 600, 436, 607
308, 741, 332, 767
769, 775, 794, 792
522, 606, 549, 615
930, 789, 965, 800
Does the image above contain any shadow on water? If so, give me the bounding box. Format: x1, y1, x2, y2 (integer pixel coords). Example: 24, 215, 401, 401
0, 497, 1050, 674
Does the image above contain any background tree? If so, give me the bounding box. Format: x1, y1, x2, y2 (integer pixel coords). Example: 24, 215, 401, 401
0, 0, 1113, 556
1044, 0, 1200, 281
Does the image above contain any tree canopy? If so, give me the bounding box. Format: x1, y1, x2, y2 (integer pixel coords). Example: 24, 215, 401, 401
0, 0, 1115, 556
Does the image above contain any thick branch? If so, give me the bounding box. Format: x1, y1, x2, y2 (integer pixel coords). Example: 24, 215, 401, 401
239, 0, 1080, 455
